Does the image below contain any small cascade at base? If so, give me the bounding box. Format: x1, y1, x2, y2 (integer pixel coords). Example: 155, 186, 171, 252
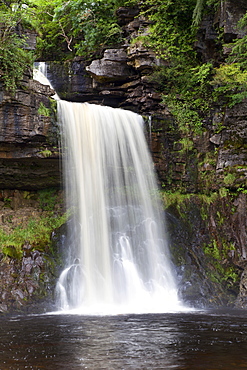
56, 100, 185, 314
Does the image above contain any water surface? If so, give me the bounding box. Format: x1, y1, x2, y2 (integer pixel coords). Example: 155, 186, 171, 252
1, 310, 247, 369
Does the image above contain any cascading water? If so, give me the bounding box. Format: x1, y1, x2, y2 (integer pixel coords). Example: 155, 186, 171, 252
33, 63, 184, 314
56, 101, 184, 314
33, 62, 59, 100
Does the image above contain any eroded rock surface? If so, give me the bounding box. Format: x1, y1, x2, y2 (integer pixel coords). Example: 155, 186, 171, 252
0, 72, 60, 190
0, 247, 55, 313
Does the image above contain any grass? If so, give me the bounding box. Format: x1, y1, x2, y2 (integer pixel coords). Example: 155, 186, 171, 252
0, 189, 67, 258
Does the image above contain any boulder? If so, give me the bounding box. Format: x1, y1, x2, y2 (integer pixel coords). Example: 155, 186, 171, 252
86, 48, 136, 82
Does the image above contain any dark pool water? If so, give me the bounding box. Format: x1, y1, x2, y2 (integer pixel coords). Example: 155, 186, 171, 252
1, 309, 247, 369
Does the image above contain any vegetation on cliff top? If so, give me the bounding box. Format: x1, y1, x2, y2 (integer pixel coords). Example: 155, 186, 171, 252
0, 0, 136, 91
1, 0, 247, 112
0, 1, 34, 92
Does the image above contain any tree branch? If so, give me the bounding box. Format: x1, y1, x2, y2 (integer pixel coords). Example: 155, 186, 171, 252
58, 21, 73, 51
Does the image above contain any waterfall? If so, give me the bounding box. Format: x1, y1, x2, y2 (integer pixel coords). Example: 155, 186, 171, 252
56, 100, 183, 314
33, 62, 184, 314
33, 62, 59, 100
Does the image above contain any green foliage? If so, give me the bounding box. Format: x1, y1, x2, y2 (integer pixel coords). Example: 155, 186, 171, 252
29, 0, 135, 59
150, 60, 214, 138
204, 239, 221, 260
227, 11, 247, 69
219, 187, 229, 198
223, 173, 236, 186
204, 239, 239, 288
237, 187, 247, 195
211, 11, 247, 107
38, 149, 52, 157
2, 245, 21, 259
138, 0, 246, 132
192, 0, 219, 26
192, 0, 205, 27
38, 102, 50, 116
0, 3, 34, 92
141, 0, 214, 137
38, 188, 58, 211
163, 95, 204, 136
211, 63, 247, 107
162, 191, 192, 216
173, 68, 212, 124
1, 0, 137, 66
0, 213, 66, 255
0, 189, 66, 257
140, 0, 197, 60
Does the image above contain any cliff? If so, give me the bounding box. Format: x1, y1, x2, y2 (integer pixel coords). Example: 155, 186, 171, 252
0, 71, 60, 190
1, 0, 247, 311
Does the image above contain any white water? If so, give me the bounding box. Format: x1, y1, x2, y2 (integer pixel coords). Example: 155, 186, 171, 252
56, 100, 184, 314
33, 62, 59, 100
33, 63, 185, 314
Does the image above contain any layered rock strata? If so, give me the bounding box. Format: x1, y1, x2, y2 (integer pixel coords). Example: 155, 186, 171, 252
0, 72, 60, 190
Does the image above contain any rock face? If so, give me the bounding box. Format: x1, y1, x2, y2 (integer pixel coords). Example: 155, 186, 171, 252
0, 72, 60, 190
0, 246, 56, 313
44, 6, 164, 114
219, 0, 247, 42
213, 102, 247, 184
0, 20, 59, 190
166, 192, 247, 308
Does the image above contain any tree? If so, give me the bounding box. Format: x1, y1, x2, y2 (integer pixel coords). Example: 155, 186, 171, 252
0, 1, 34, 92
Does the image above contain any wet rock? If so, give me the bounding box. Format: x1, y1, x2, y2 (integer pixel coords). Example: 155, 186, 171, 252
31, 250, 41, 260
235, 266, 247, 308
11, 288, 26, 301
16, 24, 37, 51
26, 280, 38, 295
195, 0, 247, 62
166, 194, 243, 308
0, 238, 60, 314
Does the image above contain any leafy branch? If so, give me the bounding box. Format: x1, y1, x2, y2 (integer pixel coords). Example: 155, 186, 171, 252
0, 7, 34, 93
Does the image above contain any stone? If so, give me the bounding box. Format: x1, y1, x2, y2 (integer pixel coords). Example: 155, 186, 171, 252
0, 246, 59, 313
210, 133, 223, 145
0, 75, 60, 189
22, 241, 33, 257
18, 25, 37, 51
86, 48, 136, 82
116, 6, 140, 26
219, 0, 247, 42
127, 42, 158, 73
35, 256, 44, 268
0, 304, 8, 313
236, 266, 247, 308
